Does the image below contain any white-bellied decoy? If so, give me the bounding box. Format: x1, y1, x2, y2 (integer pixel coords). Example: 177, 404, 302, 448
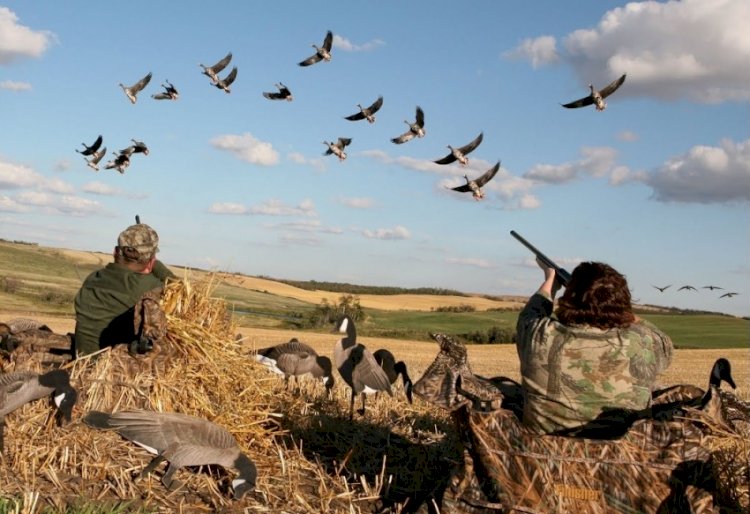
119, 72, 152, 104
323, 137, 352, 162
254, 337, 335, 395
200, 52, 232, 85
299, 30, 333, 67
434, 132, 483, 166
561, 74, 626, 111
391, 106, 425, 144
344, 96, 383, 124
448, 161, 500, 201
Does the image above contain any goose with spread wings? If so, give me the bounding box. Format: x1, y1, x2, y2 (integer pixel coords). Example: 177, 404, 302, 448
323, 137, 352, 161
434, 132, 484, 166
262, 82, 293, 101
562, 74, 626, 111
299, 30, 333, 67
391, 106, 425, 144
199, 52, 232, 84
76, 135, 103, 156
151, 80, 179, 100
213, 66, 238, 93
345, 96, 383, 123
448, 161, 500, 201
119, 72, 152, 104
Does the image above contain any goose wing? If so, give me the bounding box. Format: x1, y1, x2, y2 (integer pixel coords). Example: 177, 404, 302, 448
368, 96, 384, 114
322, 30, 333, 52
337, 137, 352, 148
345, 110, 366, 121
434, 152, 457, 165
299, 53, 322, 67
222, 67, 238, 86
450, 182, 472, 193
562, 94, 594, 109
130, 72, 153, 94
263, 91, 282, 100
91, 147, 107, 164
89, 135, 103, 153
415, 106, 425, 128
352, 347, 393, 395
457, 132, 483, 155
598, 73, 626, 99
474, 161, 501, 187
208, 52, 232, 74
391, 131, 416, 144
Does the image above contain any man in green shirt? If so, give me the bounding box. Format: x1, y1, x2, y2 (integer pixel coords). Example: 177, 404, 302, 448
74, 221, 175, 357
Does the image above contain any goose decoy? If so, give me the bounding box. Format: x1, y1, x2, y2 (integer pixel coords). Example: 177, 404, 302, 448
323, 137, 352, 162
299, 30, 333, 67
719, 292, 739, 298
76, 135, 103, 156
254, 338, 335, 395
1, 318, 52, 334
213, 66, 238, 94
119, 72, 152, 104
85, 146, 107, 171
199, 52, 232, 85
678, 285, 697, 291
0, 369, 77, 452
373, 349, 413, 404
120, 139, 149, 157
562, 73, 626, 111
391, 106, 425, 144
434, 132, 484, 166
332, 315, 392, 420
448, 161, 500, 201
104, 152, 130, 174
652, 285, 671, 293
151, 80, 179, 100
344, 96, 383, 124
262, 82, 293, 101
82, 410, 256, 499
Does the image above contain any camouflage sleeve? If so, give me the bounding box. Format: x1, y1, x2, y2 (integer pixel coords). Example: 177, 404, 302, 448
151, 260, 176, 282
635, 319, 674, 374
516, 291, 553, 359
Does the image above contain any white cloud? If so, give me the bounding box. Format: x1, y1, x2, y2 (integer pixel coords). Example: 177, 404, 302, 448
83, 181, 121, 196
524, 146, 626, 184
54, 159, 72, 172
0, 80, 31, 91
0, 194, 30, 212
641, 138, 750, 203
333, 35, 385, 52
339, 196, 375, 209
14, 191, 106, 216
0, 160, 40, 188
362, 225, 411, 240
617, 131, 639, 142
446, 257, 494, 269
279, 234, 323, 247
250, 198, 317, 217
208, 202, 248, 215
518, 194, 542, 210
287, 151, 326, 172
0, 7, 55, 64
503, 35, 559, 68
39, 177, 74, 194
558, 0, 750, 102
264, 219, 343, 235
210, 133, 279, 166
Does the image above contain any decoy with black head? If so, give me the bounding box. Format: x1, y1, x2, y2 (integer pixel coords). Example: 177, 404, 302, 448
83, 410, 257, 499
299, 30, 333, 67
151, 80, 179, 100
76, 135, 103, 156
254, 337, 335, 396
373, 349, 413, 404
199, 52, 232, 85
434, 132, 484, 166
391, 106, 425, 144
0, 369, 77, 452
262, 82, 293, 101
119, 72, 152, 104
562, 74, 626, 111
448, 161, 500, 201
652, 285, 671, 293
323, 137, 352, 162
345, 96, 383, 124
213, 66, 238, 94
332, 315, 393, 420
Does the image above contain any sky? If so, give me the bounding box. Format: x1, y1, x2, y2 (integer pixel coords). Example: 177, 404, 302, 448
1, 0, 749, 318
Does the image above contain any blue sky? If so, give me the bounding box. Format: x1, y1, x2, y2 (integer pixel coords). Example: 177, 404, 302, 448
1, 1, 748, 317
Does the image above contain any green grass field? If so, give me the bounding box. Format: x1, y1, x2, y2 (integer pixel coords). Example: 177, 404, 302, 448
1, 241, 748, 349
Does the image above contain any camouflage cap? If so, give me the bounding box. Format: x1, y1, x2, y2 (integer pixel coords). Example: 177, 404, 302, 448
117, 223, 159, 261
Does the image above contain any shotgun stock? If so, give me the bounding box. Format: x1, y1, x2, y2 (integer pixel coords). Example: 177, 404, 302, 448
510, 230, 571, 287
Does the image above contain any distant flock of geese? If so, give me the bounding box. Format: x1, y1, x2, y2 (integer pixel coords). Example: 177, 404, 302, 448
74, 30, 628, 201
652, 284, 739, 298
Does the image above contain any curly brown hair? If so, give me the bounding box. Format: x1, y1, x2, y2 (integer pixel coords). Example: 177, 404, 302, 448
556, 261, 635, 329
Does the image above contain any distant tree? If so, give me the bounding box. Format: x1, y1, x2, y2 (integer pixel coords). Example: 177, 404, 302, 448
306, 294, 365, 328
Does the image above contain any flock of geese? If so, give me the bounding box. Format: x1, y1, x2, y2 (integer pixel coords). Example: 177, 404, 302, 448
652, 284, 739, 298
76, 135, 149, 174
73, 29, 628, 202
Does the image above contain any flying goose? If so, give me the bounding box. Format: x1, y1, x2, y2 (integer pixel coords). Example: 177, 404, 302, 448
120, 139, 149, 157
448, 161, 500, 201
1, 369, 77, 452
719, 292, 739, 298
561, 74, 627, 111
652, 285, 671, 293
254, 338, 335, 395
373, 349, 413, 404
299, 30, 333, 67
119, 72, 153, 104
344, 96, 384, 123
104, 151, 130, 174
391, 106, 425, 144
262, 82, 293, 101
76, 135, 103, 156
702, 285, 723, 291
86, 146, 107, 171
333, 315, 393, 420
199, 52, 232, 85
151, 80, 179, 100
434, 132, 484, 166
83, 410, 257, 499
213, 66, 238, 93
678, 285, 697, 291
323, 137, 352, 161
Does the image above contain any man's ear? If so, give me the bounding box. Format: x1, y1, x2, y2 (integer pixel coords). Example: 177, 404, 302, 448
142, 256, 157, 274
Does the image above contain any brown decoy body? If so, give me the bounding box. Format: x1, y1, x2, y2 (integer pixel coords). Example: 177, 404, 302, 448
119, 72, 152, 104
83, 410, 257, 499
323, 137, 352, 162
448, 161, 500, 201
200, 52, 232, 84
345, 96, 383, 123
561, 74, 626, 111
391, 106, 425, 144
262, 83, 293, 101
76, 135, 103, 156
254, 337, 335, 395
299, 30, 333, 67
434, 132, 484, 166
333, 315, 392, 419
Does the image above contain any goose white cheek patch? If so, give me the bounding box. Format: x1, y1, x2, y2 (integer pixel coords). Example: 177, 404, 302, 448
233, 478, 246, 489
53, 392, 65, 407
339, 318, 348, 333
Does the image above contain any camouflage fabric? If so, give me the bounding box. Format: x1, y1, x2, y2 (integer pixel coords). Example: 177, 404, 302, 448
131, 288, 168, 354
516, 291, 674, 434
0, 327, 74, 370
117, 223, 159, 261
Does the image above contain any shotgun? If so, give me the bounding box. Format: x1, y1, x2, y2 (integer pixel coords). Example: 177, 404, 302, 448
510, 230, 572, 287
